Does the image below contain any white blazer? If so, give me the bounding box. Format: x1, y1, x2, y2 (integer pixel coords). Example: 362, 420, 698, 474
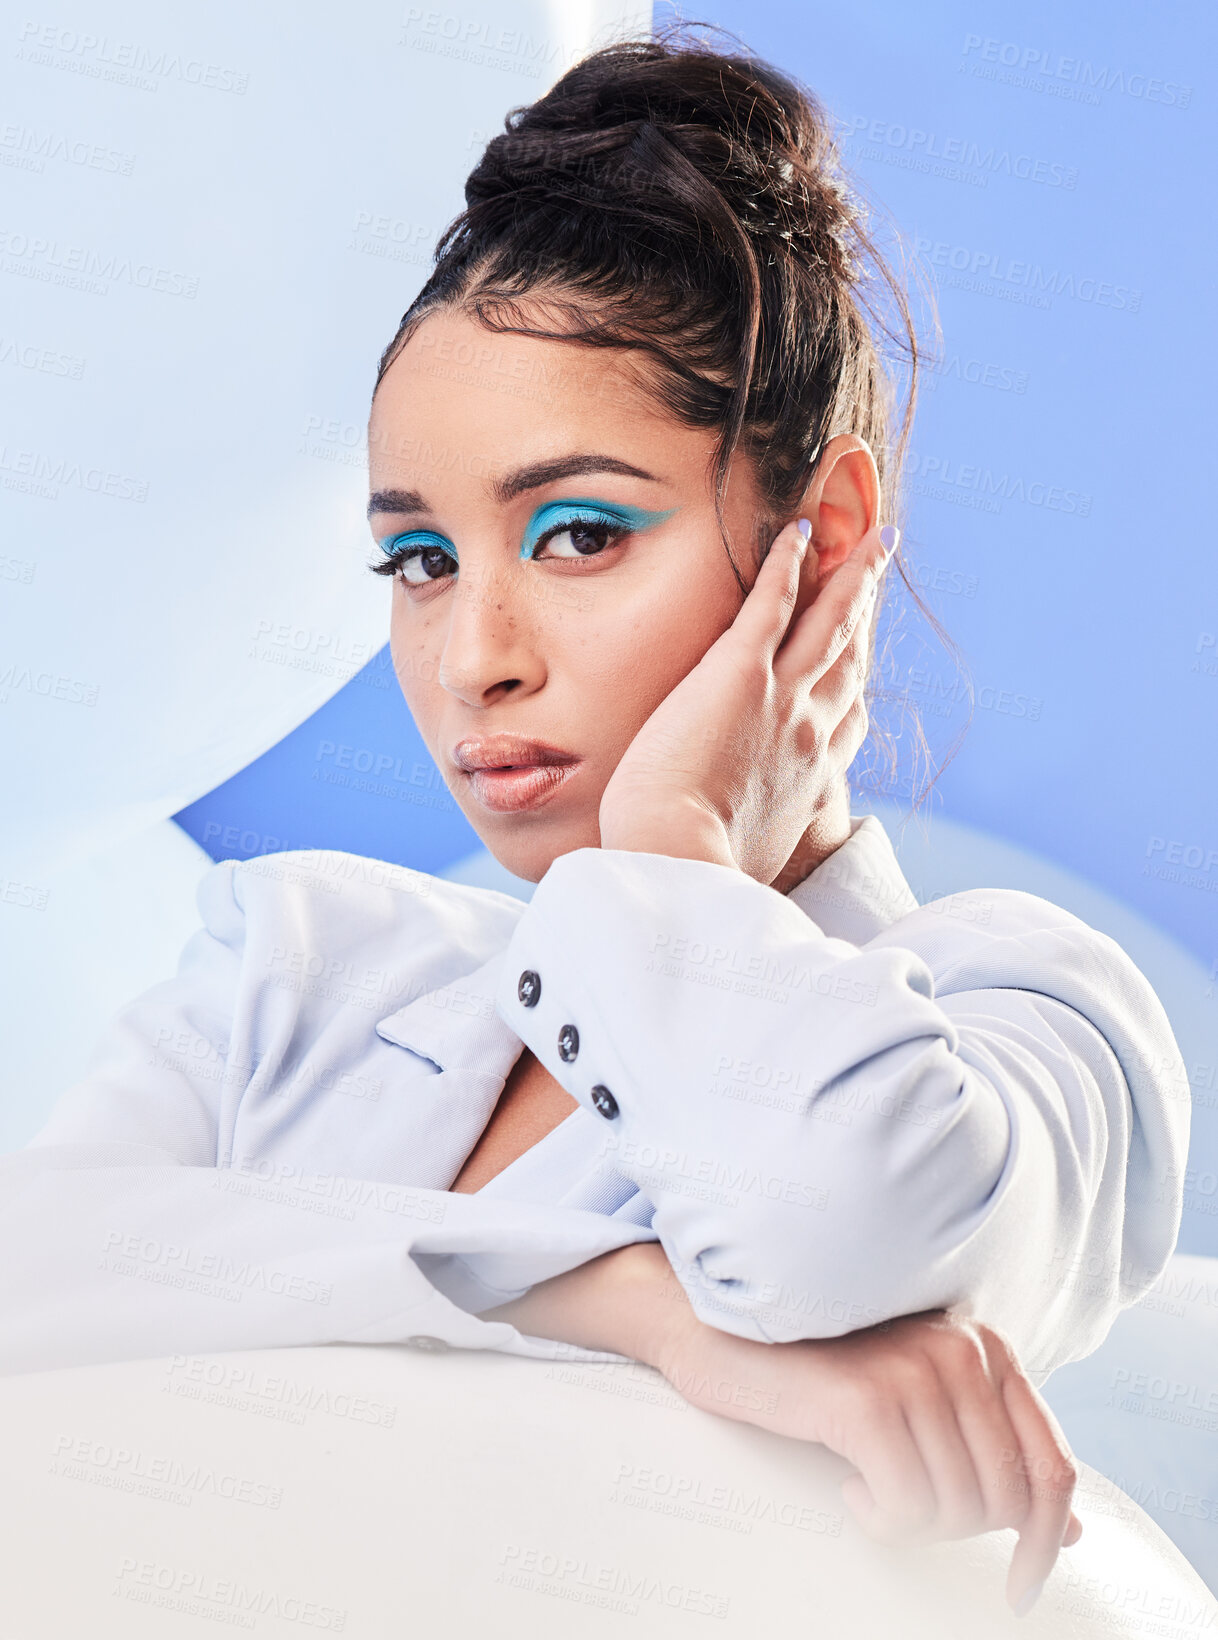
1, 815, 1190, 1386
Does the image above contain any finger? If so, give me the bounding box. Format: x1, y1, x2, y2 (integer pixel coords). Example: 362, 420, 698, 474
946, 1350, 1036, 1536
900, 1376, 989, 1540
968, 1329, 1083, 1552
728, 519, 814, 662
774, 522, 896, 690
837, 1404, 938, 1543
804, 598, 873, 726
1000, 1369, 1078, 1615
788, 615, 871, 783
781, 579, 873, 762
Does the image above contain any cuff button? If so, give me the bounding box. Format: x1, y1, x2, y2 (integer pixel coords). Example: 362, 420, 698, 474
517, 969, 541, 1007
590, 1084, 619, 1121
558, 1023, 579, 1062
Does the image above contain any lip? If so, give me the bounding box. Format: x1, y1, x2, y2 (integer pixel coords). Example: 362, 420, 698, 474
452, 734, 582, 815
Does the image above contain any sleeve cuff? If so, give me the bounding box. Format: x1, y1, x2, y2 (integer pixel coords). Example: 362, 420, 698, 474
492, 844, 829, 1133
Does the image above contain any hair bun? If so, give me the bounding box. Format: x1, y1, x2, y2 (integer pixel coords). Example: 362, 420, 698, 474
468, 40, 861, 284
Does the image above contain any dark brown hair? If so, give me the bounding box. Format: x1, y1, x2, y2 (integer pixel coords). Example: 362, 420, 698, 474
372, 19, 969, 815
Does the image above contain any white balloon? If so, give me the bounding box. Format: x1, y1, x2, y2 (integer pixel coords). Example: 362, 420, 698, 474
1, 1341, 1213, 1636
1044, 1254, 1218, 1597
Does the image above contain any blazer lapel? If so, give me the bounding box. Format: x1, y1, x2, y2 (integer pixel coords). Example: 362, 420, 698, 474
372, 946, 525, 1186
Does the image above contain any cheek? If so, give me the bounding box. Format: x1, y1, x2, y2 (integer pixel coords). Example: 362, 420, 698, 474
388, 594, 440, 711
628, 537, 741, 665
568, 552, 740, 723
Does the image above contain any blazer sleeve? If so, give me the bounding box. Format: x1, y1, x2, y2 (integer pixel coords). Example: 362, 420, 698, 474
0, 859, 653, 1376
493, 846, 1192, 1382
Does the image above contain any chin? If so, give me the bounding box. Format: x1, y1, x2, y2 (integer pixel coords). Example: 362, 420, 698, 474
481, 813, 600, 886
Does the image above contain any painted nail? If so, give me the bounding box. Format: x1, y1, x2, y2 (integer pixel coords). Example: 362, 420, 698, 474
878, 523, 900, 557
796, 517, 812, 540
1013, 1579, 1046, 1618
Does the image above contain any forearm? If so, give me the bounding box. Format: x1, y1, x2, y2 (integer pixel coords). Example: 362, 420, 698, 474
479, 1242, 810, 1430
480, 1241, 695, 1367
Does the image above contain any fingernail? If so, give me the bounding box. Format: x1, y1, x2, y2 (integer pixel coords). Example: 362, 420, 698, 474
796, 517, 812, 541
1013, 1579, 1046, 1618
878, 523, 900, 557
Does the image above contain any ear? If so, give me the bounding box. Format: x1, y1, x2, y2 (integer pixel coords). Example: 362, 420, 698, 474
795, 434, 881, 586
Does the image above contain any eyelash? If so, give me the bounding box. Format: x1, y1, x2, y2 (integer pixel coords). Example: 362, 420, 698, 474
369, 511, 633, 586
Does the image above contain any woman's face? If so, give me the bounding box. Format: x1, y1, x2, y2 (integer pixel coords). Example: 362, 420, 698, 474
368, 308, 767, 884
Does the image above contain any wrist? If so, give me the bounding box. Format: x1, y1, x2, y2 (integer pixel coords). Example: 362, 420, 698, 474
599, 798, 736, 870
615, 1241, 709, 1371
770, 788, 853, 894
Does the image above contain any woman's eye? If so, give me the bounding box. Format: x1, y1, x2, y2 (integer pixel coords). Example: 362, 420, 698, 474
386, 540, 456, 585
535, 518, 622, 559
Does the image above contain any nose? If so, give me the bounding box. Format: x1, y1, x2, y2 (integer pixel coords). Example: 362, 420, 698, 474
436, 553, 546, 708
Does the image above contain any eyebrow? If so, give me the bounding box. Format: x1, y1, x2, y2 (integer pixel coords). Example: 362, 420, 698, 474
366, 453, 659, 520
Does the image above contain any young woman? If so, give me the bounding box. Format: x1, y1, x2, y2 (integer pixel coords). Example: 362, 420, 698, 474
1, 27, 1189, 1620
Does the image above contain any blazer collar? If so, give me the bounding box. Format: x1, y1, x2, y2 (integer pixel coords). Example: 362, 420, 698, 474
374, 813, 918, 1071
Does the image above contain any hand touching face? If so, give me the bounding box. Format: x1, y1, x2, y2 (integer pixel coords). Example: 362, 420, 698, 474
597, 515, 896, 888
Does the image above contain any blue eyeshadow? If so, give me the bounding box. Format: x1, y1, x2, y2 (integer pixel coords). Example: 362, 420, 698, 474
519, 497, 678, 559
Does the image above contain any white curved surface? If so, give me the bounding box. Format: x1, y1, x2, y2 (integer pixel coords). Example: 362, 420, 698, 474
0, 0, 650, 881
1044, 1254, 1218, 1597
1, 1342, 1213, 1637
0, 818, 212, 1152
